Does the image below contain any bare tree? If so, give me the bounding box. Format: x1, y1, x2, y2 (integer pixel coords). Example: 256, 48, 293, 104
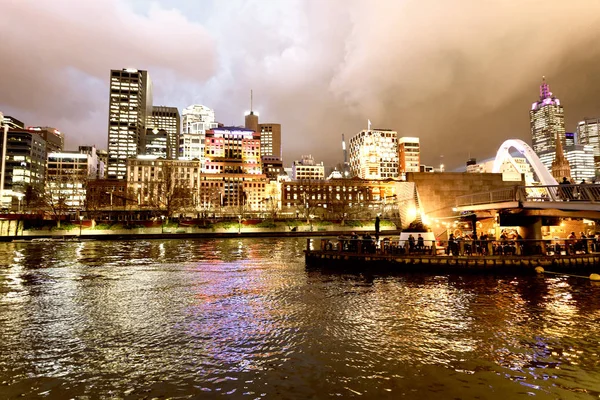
151, 163, 193, 218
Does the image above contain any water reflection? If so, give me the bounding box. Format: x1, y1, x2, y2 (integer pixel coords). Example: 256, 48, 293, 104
0, 238, 599, 398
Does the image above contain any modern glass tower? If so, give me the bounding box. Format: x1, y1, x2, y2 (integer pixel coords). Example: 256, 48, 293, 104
149, 106, 180, 159
530, 77, 565, 160
107, 68, 153, 179
576, 117, 600, 173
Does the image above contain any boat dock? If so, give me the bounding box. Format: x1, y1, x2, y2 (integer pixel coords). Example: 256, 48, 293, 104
304, 237, 600, 275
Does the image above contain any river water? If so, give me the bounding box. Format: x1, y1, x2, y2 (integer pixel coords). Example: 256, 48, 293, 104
0, 238, 599, 399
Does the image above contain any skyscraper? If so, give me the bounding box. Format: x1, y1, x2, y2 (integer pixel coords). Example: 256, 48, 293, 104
107, 68, 153, 179
348, 129, 398, 179
258, 123, 281, 159
576, 117, 600, 173
149, 106, 180, 159
530, 77, 565, 158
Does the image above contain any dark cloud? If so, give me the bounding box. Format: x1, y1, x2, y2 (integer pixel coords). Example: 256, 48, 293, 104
2, 0, 600, 170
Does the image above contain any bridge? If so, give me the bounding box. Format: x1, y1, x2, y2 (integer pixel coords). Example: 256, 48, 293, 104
455, 184, 600, 213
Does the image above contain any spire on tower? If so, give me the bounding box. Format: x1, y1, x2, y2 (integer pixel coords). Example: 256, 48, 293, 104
540, 76, 551, 100
250, 89, 253, 113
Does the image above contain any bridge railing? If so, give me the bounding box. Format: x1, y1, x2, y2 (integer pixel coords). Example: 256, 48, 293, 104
457, 184, 600, 207
455, 187, 516, 206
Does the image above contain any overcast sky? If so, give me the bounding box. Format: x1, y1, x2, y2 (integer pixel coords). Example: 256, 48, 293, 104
2, 0, 600, 170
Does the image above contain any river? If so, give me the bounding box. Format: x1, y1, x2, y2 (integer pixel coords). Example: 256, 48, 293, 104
0, 238, 599, 399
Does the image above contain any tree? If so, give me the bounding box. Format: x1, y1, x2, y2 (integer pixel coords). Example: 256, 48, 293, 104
151, 162, 193, 218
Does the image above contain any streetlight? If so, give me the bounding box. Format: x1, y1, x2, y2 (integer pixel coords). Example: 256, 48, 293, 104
79, 215, 83, 237
15, 192, 24, 213
238, 214, 242, 234
161, 215, 165, 233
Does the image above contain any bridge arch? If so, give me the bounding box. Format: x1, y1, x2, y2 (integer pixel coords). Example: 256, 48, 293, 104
492, 139, 558, 186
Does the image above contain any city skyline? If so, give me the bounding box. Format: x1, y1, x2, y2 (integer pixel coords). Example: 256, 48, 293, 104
2, 0, 600, 170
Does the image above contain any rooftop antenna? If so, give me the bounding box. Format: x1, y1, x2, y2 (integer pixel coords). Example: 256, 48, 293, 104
367, 119, 372, 131
250, 89, 253, 114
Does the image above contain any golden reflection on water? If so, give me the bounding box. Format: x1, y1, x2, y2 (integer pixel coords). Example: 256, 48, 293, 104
0, 238, 599, 398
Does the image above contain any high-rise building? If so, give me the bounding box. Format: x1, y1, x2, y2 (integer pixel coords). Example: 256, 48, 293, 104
565, 145, 595, 182
576, 118, 600, 173
202, 127, 265, 209
0, 130, 47, 198
258, 123, 282, 159
144, 128, 168, 158
348, 129, 398, 179
149, 106, 180, 159
244, 111, 259, 134
180, 104, 218, 161
530, 77, 565, 162
26, 126, 64, 153
398, 137, 420, 174
46, 149, 98, 210
292, 155, 325, 180
107, 68, 153, 180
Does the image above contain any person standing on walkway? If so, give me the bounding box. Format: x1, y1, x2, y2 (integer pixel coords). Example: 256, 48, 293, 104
375, 215, 380, 243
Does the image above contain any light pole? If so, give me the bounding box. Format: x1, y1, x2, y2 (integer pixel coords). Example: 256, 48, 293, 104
161, 215, 165, 233
79, 215, 83, 237
15, 192, 24, 213
238, 214, 242, 234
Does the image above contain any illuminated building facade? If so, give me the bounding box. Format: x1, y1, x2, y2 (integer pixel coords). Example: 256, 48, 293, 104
258, 123, 281, 158
576, 117, 600, 173
46, 149, 98, 210
0, 130, 46, 197
564, 145, 595, 182
292, 155, 325, 180
202, 127, 266, 210
180, 104, 218, 161
530, 77, 565, 165
126, 156, 200, 209
348, 129, 398, 179
398, 137, 420, 174
107, 68, 153, 180
144, 128, 168, 158
149, 106, 180, 159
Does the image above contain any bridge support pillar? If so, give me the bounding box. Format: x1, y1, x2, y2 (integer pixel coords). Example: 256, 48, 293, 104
520, 217, 543, 255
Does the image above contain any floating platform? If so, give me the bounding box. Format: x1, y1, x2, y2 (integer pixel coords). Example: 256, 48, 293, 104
305, 250, 600, 274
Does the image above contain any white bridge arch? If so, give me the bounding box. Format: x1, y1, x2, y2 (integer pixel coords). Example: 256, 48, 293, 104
492, 139, 558, 186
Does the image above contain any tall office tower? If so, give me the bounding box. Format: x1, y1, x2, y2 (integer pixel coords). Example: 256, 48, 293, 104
576, 118, 600, 172
149, 106, 180, 159
398, 137, 420, 174
26, 126, 64, 153
565, 145, 595, 182
258, 123, 282, 158
107, 68, 153, 180
202, 127, 264, 208
348, 129, 398, 179
180, 104, 218, 161
530, 77, 565, 163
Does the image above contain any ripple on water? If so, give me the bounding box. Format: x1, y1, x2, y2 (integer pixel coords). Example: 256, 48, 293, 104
1, 238, 600, 398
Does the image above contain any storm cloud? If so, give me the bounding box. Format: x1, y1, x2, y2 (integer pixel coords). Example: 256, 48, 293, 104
2, 0, 600, 170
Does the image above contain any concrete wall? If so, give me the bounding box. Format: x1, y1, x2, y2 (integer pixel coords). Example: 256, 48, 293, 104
406, 172, 524, 218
